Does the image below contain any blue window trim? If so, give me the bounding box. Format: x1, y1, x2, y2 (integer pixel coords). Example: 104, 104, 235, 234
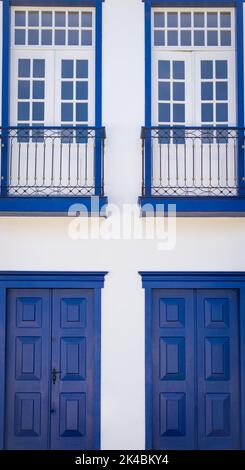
139, 271, 245, 450
1, 0, 105, 210
0, 270, 107, 450
142, 0, 245, 212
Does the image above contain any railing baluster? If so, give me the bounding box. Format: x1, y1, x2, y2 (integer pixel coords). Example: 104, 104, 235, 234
43, 140, 46, 187
26, 137, 29, 188
34, 138, 38, 187
51, 137, 55, 189
59, 137, 63, 187
77, 141, 80, 187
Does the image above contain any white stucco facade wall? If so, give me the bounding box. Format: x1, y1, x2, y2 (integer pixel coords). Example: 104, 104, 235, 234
0, 0, 245, 450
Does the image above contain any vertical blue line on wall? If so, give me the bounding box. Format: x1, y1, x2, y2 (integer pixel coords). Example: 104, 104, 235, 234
1, 0, 10, 197
95, 0, 103, 196
0, 288, 6, 449
236, 0, 245, 195
145, 0, 152, 196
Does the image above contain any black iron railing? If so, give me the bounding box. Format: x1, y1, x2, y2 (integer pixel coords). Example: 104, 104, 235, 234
141, 127, 245, 197
0, 126, 106, 197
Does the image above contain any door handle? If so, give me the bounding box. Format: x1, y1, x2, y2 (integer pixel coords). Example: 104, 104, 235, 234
52, 368, 62, 385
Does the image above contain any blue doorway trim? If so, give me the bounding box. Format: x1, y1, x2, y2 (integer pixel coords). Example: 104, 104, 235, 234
0, 271, 107, 450
139, 271, 245, 450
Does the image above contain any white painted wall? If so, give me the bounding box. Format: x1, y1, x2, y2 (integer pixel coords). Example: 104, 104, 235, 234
0, 0, 245, 450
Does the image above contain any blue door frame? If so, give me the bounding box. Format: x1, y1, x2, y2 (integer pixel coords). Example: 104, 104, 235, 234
139, 272, 245, 450
0, 271, 107, 450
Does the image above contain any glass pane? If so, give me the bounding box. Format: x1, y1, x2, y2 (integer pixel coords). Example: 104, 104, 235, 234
181, 30, 191, 46
180, 13, 191, 27
159, 103, 170, 122
216, 103, 228, 122
173, 104, 185, 122
33, 60, 45, 78
41, 30, 52, 45
81, 30, 92, 46
55, 30, 66, 45
216, 82, 228, 101
202, 103, 213, 122
33, 81, 45, 99
68, 12, 79, 27
173, 61, 184, 79
194, 30, 205, 46
61, 82, 73, 100
76, 60, 88, 79
61, 103, 73, 122
167, 30, 178, 46
76, 103, 88, 122
42, 12, 52, 27
18, 59, 30, 78
207, 12, 218, 27
154, 12, 164, 28
215, 61, 227, 79
158, 82, 170, 101
68, 30, 79, 45
194, 13, 204, 27
28, 30, 39, 45
207, 30, 218, 46
158, 61, 170, 79
201, 82, 213, 100
28, 12, 39, 26
221, 31, 231, 46
220, 12, 231, 28
18, 80, 30, 99
76, 82, 88, 100
154, 31, 164, 46
15, 30, 25, 45
62, 60, 74, 78
167, 12, 178, 27
15, 11, 25, 26
18, 102, 30, 121
82, 12, 92, 27
173, 82, 185, 101
55, 12, 66, 27
201, 61, 213, 79
32, 102, 44, 121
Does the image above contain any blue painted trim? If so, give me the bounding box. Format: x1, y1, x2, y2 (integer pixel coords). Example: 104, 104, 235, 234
142, 1, 236, 5
1, 0, 10, 197
145, 0, 152, 196
139, 271, 245, 450
236, 1, 245, 195
93, 287, 102, 449
95, 0, 103, 196
0, 287, 6, 449
0, 196, 108, 216
10, 1, 104, 5
139, 196, 245, 216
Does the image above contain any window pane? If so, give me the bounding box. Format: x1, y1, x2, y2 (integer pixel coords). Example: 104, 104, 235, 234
216, 82, 228, 100
61, 103, 73, 122
154, 31, 164, 46
216, 61, 227, 79
202, 103, 213, 122
207, 12, 218, 27
55, 12, 66, 27
181, 30, 191, 46
194, 13, 204, 27
68, 30, 79, 45
33, 81, 45, 99
76, 103, 88, 121
173, 82, 185, 101
55, 30, 66, 45
173, 61, 184, 79
167, 12, 178, 27
62, 60, 74, 78
201, 61, 213, 79
76, 60, 88, 79
18, 59, 30, 78
42, 12, 52, 27
154, 12, 164, 28
32, 102, 44, 121
158, 61, 170, 79
180, 13, 191, 27
167, 30, 178, 46
15, 11, 26, 26
41, 30, 52, 45
201, 82, 213, 100
220, 12, 231, 27
216, 103, 228, 122
207, 31, 218, 46
173, 104, 185, 122
221, 31, 231, 46
82, 12, 92, 27
33, 60, 45, 78
18, 80, 30, 99
28, 30, 39, 45
62, 82, 73, 100
159, 103, 170, 122
76, 82, 88, 100
15, 30, 25, 45
158, 82, 170, 101
18, 102, 30, 121
194, 30, 205, 46
81, 30, 92, 46
68, 12, 79, 27
28, 12, 39, 26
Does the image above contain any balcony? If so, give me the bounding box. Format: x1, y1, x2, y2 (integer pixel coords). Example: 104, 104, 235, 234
0, 126, 107, 216
139, 126, 245, 216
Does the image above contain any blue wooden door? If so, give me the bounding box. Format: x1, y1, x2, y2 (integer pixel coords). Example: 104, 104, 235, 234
5, 288, 96, 450
152, 288, 240, 449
